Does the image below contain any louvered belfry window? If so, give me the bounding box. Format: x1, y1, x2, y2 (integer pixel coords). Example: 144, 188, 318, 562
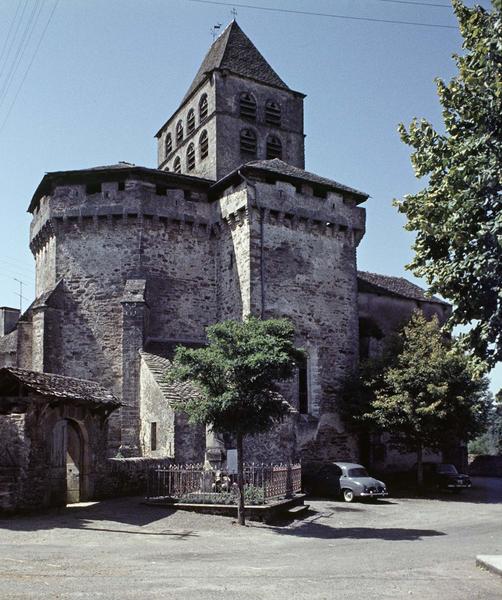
187, 143, 195, 171
165, 133, 172, 155
199, 130, 208, 159
265, 100, 281, 126
240, 129, 257, 156
239, 92, 257, 120
199, 94, 208, 121
176, 120, 183, 143
187, 109, 195, 134
173, 157, 181, 173
266, 135, 282, 159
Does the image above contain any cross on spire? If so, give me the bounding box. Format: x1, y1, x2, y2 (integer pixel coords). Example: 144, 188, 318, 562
231, 8, 238, 19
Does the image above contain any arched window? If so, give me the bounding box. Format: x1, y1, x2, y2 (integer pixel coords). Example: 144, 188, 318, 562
240, 129, 257, 156
199, 94, 208, 121
176, 120, 183, 144
266, 135, 282, 159
239, 92, 256, 120
186, 143, 195, 171
165, 133, 172, 156
199, 130, 208, 160
265, 100, 281, 126
187, 109, 195, 134
173, 156, 181, 174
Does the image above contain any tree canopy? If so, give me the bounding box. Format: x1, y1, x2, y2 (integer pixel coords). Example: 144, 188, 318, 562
345, 311, 491, 486
166, 316, 305, 524
395, 0, 502, 366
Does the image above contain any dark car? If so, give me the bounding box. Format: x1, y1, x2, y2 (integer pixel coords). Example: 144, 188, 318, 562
415, 462, 472, 492
302, 461, 388, 502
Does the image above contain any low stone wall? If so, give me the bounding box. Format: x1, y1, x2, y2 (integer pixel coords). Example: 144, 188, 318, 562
97, 457, 173, 499
468, 455, 502, 478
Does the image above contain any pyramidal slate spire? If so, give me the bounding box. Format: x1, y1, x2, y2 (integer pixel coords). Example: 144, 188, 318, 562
182, 20, 290, 103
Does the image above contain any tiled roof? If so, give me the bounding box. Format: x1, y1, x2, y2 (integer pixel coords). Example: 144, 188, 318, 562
0, 330, 17, 354
182, 21, 290, 104
141, 349, 200, 404
0, 367, 120, 407
213, 158, 369, 202
357, 271, 448, 305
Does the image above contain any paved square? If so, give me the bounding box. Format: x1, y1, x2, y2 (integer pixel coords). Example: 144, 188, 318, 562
1, 477, 501, 599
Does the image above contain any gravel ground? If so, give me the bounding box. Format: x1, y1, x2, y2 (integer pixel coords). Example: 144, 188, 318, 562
0, 477, 501, 599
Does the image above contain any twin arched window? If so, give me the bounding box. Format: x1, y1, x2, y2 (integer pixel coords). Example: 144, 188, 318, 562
187, 109, 195, 134
199, 130, 208, 159
165, 133, 172, 156
240, 93, 257, 121
240, 129, 257, 156
176, 120, 183, 143
265, 100, 281, 126
199, 94, 208, 121
266, 135, 282, 160
186, 143, 195, 171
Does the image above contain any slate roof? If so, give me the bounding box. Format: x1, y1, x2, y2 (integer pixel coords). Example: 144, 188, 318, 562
0, 330, 17, 354
141, 350, 200, 405
0, 367, 120, 407
213, 158, 369, 202
357, 271, 448, 305
182, 21, 290, 105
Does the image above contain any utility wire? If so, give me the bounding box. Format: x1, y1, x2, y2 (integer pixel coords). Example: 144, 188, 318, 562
0, 0, 30, 75
0, 0, 24, 70
0, 0, 59, 134
0, 0, 45, 107
186, 0, 458, 28
360, 0, 451, 7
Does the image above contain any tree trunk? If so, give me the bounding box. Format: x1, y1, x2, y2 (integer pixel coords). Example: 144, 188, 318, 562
416, 442, 424, 491
236, 431, 246, 526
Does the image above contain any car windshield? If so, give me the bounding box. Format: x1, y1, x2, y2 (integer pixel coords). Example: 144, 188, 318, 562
437, 464, 458, 474
348, 468, 369, 478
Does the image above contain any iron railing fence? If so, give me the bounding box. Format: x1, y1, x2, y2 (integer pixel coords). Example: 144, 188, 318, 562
146, 463, 301, 505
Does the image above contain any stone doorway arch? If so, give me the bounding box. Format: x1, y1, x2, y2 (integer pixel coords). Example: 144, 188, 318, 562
50, 418, 89, 504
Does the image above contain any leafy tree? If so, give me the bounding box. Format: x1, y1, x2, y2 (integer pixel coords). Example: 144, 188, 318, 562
469, 391, 502, 454
349, 312, 490, 487
395, 0, 502, 365
166, 317, 305, 525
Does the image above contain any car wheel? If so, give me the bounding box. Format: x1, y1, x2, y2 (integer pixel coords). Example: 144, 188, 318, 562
342, 488, 354, 503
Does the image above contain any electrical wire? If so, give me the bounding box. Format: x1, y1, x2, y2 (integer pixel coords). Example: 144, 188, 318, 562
185, 0, 458, 28
0, 0, 60, 134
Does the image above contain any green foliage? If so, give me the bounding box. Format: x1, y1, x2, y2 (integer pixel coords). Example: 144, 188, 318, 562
166, 316, 305, 436
395, 1, 502, 365
469, 393, 502, 455
360, 311, 491, 452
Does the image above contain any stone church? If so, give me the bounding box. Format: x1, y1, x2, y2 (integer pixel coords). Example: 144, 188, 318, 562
0, 22, 448, 509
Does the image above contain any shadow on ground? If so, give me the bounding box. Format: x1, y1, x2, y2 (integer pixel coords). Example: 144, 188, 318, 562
0, 497, 198, 538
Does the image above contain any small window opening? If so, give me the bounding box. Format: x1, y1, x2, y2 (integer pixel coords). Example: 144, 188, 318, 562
187, 109, 195, 134
240, 128, 257, 156
266, 135, 282, 160
173, 157, 181, 174
86, 182, 102, 194
199, 130, 208, 160
239, 92, 257, 120
298, 359, 309, 415
265, 100, 281, 126
176, 120, 183, 144
118, 181, 125, 191
156, 185, 167, 196
186, 143, 195, 171
151, 422, 157, 452
199, 94, 208, 121
165, 133, 172, 155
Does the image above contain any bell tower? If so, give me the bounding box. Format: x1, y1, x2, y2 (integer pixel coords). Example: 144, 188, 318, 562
155, 21, 306, 181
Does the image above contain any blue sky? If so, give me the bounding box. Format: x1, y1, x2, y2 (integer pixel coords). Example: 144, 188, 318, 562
0, 0, 499, 393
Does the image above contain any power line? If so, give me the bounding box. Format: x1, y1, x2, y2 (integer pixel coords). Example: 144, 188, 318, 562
0, 0, 24, 70
0, 0, 29, 76
185, 0, 458, 28
363, 0, 451, 7
0, 0, 60, 134
0, 0, 45, 107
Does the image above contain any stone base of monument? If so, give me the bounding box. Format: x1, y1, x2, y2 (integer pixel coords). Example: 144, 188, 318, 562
144, 493, 308, 524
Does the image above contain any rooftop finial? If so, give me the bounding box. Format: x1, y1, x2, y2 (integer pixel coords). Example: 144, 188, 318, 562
230, 8, 238, 20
